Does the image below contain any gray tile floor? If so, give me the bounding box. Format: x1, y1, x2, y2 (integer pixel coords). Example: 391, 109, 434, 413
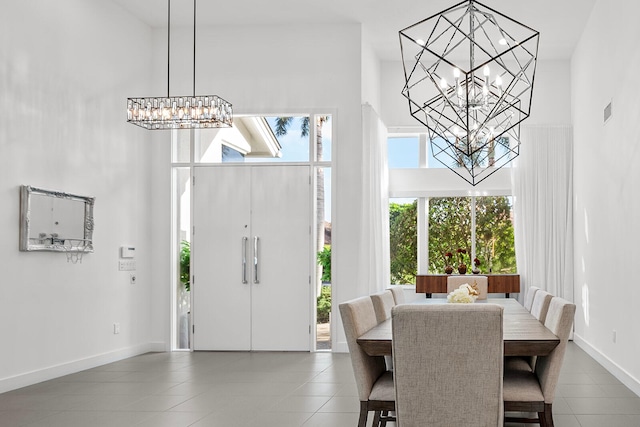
0, 342, 638, 426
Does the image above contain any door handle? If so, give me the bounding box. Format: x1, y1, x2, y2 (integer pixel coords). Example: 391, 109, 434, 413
242, 237, 248, 284
254, 236, 260, 284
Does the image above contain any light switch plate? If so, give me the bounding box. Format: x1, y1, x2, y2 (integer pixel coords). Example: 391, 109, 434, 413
120, 246, 136, 258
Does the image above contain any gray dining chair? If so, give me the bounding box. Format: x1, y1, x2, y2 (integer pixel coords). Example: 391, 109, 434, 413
504, 297, 576, 426
371, 290, 398, 371
388, 286, 406, 305
371, 290, 396, 324
339, 296, 395, 427
392, 304, 504, 427
447, 275, 488, 300
523, 286, 541, 312
530, 290, 553, 323
506, 289, 554, 373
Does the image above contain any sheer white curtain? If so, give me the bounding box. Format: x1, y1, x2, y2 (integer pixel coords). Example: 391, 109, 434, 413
358, 103, 391, 295
511, 125, 573, 301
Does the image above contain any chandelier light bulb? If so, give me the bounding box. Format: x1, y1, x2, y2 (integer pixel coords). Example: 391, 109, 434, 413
440, 77, 448, 89
495, 75, 503, 96
483, 65, 491, 97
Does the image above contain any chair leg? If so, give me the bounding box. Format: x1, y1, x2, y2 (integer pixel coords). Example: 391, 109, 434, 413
540, 403, 554, 427
372, 410, 381, 426
358, 402, 368, 427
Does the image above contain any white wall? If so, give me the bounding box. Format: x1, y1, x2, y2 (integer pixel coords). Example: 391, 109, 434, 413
571, 0, 640, 395
0, 0, 158, 392
361, 32, 382, 113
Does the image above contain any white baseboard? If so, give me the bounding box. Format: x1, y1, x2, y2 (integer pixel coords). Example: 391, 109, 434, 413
573, 334, 640, 397
0, 342, 165, 394
147, 341, 168, 352
333, 341, 349, 353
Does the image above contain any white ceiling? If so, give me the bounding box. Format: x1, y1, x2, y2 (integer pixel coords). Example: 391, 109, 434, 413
111, 0, 596, 61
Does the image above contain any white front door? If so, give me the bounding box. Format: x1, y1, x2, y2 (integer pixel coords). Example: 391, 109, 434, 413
192, 165, 311, 351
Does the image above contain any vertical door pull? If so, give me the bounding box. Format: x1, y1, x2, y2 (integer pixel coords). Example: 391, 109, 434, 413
242, 237, 248, 284
254, 236, 260, 284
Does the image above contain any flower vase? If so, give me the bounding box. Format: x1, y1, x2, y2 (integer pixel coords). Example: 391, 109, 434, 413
444, 265, 454, 274
457, 264, 467, 274
472, 268, 480, 274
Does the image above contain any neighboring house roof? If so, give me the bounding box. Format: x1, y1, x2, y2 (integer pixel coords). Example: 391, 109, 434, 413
198, 116, 282, 161
235, 116, 282, 158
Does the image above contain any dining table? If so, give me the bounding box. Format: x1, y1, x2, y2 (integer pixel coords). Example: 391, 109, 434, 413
357, 298, 559, 357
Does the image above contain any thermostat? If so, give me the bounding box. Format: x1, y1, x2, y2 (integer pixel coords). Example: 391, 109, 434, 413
120, 246, 136, 258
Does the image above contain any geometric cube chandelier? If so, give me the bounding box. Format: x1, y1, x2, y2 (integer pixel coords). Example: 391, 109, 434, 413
127, 0, 233, 130
399, 0, 539, 185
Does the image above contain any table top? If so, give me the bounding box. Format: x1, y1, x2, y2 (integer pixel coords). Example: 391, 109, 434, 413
357, 298, 559, 357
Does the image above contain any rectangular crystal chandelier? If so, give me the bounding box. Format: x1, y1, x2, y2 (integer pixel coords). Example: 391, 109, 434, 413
127, 0, 233, 130
127, 95, 232, 130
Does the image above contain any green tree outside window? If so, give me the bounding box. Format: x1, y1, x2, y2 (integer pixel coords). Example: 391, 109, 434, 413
390, 196, 516, 283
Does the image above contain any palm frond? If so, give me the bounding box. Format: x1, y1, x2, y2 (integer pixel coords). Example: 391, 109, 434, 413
274, 117, 293, 136
301, 117, 310, 137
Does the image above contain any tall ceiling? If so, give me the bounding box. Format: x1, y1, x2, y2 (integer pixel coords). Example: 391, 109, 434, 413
111, 0, 596, 61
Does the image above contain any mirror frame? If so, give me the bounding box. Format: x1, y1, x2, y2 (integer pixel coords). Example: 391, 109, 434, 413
19, 185, 95, 253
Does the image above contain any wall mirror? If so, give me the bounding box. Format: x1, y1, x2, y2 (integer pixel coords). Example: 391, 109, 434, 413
19, 185, 95, 253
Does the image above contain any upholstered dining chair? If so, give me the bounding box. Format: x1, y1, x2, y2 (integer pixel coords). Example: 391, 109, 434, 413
504, 297, 576, 426
388, 286, 406, 305
523, 286, 541, 312
530, 290, 553, 324
392, 304, 504, 427
371, 290, 399, 371
447, 275, 488, 300
371, 290, 398, 372
339, 297, 395, 427
370, 290, 396, 324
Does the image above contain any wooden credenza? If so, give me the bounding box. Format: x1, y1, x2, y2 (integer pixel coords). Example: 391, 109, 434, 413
416, 274, 520, 298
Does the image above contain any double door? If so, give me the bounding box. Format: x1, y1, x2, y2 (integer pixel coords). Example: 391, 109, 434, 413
192, 165, 311, 351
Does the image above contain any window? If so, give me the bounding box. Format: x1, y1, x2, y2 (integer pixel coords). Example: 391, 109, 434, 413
222, 145, 244, 162
427, 197, 472, 273
389, 198, 417, 284
388, 136, 419, 168
390, 196, 516, 283
474, 196, 516, 274
388, 133, 516, 285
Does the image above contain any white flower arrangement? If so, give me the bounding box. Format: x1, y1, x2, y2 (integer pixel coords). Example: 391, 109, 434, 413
447, 283, 479, 303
